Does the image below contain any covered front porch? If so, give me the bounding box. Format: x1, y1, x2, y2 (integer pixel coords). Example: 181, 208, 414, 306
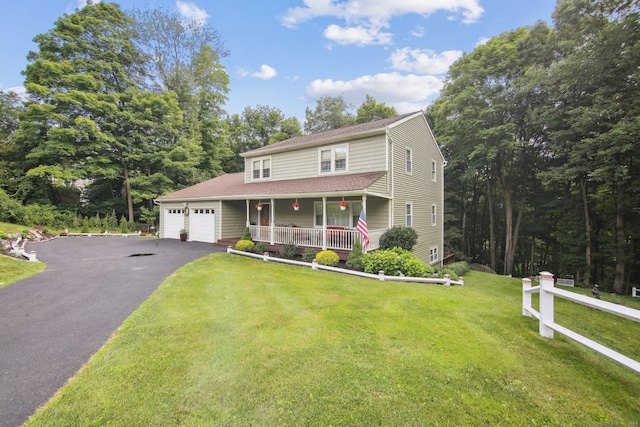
244, 195, 387, 252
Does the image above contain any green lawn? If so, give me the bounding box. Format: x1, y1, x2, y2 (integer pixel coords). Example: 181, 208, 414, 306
0, 221, 31, 235
26, 253, 640, 426
0, 221, 46, 288
0, 256, 46, 288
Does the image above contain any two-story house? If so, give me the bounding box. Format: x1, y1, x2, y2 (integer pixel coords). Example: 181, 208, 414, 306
156, 111, 445, 265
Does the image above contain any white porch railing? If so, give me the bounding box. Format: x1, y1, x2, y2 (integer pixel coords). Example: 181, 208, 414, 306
248, 225, 384, 251
523, 272, 640, 374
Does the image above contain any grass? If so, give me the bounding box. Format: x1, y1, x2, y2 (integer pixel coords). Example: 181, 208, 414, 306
0, 221, 46, 288
0, 220, 31, 235
26, 253, 640, 426
0, 256, 46, 288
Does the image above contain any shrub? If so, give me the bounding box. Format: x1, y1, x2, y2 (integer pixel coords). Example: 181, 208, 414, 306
316, 250, 339, 267
235, 240, 255, 252
102, 217, 109, 233
445, 261, 470, 277
253, 242, 267, 254
120, 216, 129, 233
0, 189, 25, 224
23, 204, 74, 229
435, 268, 459, 281
346, 237, 364, 271
241, 227, 252, 241
302, 247, 318, 263
363, 247, 432, 277
379, 226, 418, 251
281, 243, 298, 259
81, 216, 90, 233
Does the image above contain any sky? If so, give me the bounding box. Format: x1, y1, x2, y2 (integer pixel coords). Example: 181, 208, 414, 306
0, 0, 558, 122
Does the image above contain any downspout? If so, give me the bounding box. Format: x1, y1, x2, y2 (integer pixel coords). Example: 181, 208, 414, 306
270, 198, 275, 245
389, 131, 395, 228
245, 199, 250, 227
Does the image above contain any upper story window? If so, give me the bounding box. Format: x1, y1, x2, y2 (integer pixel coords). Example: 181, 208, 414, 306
431, 204, 437, 226
251, 157, 271, 181
406, 148, 413, 175
431, 160, 437, 182
319, 144, 348, 174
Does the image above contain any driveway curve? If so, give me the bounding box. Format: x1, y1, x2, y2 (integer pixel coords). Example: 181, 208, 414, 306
0, 237, 223, 427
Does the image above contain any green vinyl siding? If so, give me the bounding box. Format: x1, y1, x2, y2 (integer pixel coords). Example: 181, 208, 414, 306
244, 134, 387, 182
220, 200, 245, 239
388, 114, 444, 264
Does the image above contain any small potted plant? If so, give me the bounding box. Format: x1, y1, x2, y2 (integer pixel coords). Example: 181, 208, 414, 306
179, 229, 187, 241
338, 200, 349, 211
292, 201, 300, 211
255, 202, 263, 211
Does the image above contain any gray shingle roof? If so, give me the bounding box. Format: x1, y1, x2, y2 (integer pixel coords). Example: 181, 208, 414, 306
157, 171, 387, 201
242, 111, 420, 157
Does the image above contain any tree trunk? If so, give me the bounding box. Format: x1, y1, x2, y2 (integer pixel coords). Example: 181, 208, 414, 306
580, 176, 592, 287
613, 182, 625, 294
486, 178, 496, 272
123, 162, 134, 223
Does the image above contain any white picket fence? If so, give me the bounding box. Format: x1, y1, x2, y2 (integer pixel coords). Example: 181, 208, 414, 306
226, 247, 464, 286
522, 272, 640, 374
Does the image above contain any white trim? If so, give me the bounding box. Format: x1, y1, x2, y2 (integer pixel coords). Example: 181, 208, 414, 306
431, 204, 437, 226
429, 246, 439, 264
405, 201, 413, 227
405, 147, 413, 175
250, 156, 272, 181
318, 143, 349, 175
431, 159, 437, 182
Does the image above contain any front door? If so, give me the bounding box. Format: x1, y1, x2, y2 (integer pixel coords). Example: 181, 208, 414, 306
259, 204, 270, 241
259, 204, 270, 226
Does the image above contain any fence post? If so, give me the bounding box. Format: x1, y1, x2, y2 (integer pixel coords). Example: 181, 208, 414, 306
444, 274, 451, 286
539, 271, 555, 339
522, 278, 532, 317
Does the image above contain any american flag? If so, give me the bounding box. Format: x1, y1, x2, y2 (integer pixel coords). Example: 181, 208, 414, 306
356, 209, 369, 251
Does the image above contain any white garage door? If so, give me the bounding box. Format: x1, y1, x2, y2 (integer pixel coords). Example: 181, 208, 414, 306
189, 208, 216, 243
164, 208, 184, 239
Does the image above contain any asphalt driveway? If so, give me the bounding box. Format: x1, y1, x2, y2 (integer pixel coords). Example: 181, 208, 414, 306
0, 237, 223, 427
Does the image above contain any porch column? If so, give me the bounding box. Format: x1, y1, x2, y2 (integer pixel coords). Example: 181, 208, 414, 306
270, 198, 275, 245
322, 196, 327, 250
245, 199, 250, 227
361, 195, 367, 254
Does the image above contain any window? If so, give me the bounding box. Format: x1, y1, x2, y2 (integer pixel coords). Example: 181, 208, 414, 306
318, 144, 348, 174
406, 148, 413, 174
406, 202, 413, 227
314, 201, 361, 227
251, 157, 271, 180
431, 204, 437, 226
431, 160, 437, 182
429, 246, 439, 263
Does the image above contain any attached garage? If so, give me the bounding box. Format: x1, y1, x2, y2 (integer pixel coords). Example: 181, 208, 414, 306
163, 208, 184, 239
188, 208, 216, 243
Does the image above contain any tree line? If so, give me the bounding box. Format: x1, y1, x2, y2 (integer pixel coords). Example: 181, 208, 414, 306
0, 2, 397, 227
430, 0, 639, 293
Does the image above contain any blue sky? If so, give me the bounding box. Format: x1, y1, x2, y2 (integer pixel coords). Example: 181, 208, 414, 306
0, 0, 557, 121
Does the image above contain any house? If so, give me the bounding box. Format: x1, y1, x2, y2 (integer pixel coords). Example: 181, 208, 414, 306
156, 111, 445, 265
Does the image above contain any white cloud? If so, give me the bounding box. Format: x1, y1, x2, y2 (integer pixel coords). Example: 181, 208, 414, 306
306, 72, 443, 113
250, 65, 277, 80
176, 1, 210, 26
475, 37, 490, 47
324, 24, 393, 46
389, 48, 463, 75
411, 25, 425, 38
281, 0, 485, 44
1, 86, 27, 99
